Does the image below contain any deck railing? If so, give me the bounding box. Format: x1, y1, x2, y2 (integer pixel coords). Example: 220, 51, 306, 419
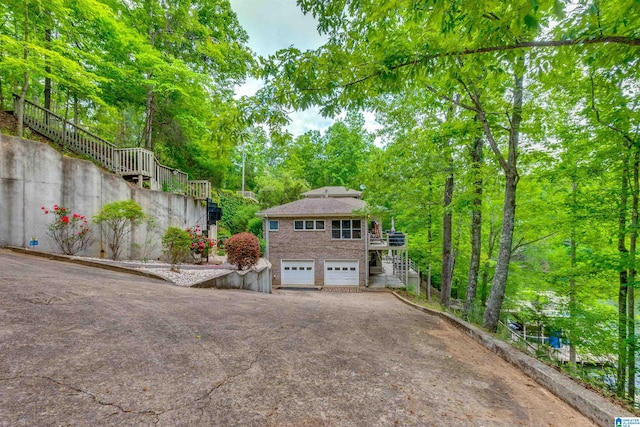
189, 180, 212, 200
237, 190, 258, 203
20, 97, 118, 171
369, 231, 408, 249
155, 162, 188, 193
14, 95, 210, 200
118, 148, 154, 177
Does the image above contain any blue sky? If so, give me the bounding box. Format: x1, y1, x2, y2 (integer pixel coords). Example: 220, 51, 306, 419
229, 0, 381, 137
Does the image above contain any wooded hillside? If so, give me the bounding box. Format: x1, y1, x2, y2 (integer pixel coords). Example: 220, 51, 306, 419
2, 0, 639, 407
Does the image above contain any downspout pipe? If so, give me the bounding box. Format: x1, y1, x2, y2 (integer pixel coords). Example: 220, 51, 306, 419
365, 216, 369, 287
264, 215, 269, 260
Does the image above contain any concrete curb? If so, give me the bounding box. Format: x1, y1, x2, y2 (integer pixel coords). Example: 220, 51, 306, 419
6, 247, 169, 283
191, 260, 272, 293
6, 247, 273, 293
392, 291, 634, 427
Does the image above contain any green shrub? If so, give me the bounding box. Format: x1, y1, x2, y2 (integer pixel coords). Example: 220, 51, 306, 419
225, 232, 260, 270
93, 200, 145, 260
248, 217, 263, 238
162, 227, 191, 270
218, 190, 260, 235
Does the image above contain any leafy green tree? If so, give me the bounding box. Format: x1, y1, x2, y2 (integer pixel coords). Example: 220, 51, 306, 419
255, 172, 309, 208
0, 0, 107, 136
262, 0, 638, 332
93, 200, 146, 260
101, 0, 253, 151
217, 190, 260, 235
162, 227, 191, 271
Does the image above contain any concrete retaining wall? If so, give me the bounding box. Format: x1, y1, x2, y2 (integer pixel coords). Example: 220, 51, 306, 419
192, 261, 272, 293
0, 134, 207, 260
392, 292, 634, 427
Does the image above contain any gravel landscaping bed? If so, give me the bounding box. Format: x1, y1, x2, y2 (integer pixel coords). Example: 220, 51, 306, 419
76, 256, 236, 287
139, 265, 234, 286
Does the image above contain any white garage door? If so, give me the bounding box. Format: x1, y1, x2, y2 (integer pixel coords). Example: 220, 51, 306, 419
324, 260, 359, 286
281, 260, 315, 285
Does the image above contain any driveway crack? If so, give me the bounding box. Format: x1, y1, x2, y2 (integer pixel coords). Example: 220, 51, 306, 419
6, 375, 163, 420
192, 343, 269, 422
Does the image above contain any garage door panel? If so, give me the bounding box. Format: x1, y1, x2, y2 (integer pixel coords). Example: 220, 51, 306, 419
324, 260, 359, 286
282, 260, 315, 285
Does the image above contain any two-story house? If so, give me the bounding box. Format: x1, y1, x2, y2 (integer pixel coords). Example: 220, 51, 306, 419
257, 186, 407, 288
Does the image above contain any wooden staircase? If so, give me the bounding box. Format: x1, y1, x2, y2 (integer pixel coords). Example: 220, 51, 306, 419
13, 95, 211, 200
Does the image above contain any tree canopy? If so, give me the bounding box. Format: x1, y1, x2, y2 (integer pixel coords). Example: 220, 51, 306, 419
2, 0, 639, 406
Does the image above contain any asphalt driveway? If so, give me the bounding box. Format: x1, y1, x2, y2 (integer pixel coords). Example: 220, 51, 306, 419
0, 249, 594, 426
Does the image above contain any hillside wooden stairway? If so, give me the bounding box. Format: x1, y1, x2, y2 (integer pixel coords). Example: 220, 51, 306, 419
13, 95, 211, 200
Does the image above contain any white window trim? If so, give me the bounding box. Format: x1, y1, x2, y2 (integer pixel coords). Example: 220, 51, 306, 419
293, 219, 326, 231
331, 219, 363, 240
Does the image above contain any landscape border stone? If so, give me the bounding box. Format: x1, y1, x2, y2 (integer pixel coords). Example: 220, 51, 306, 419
392, 291, 634, 427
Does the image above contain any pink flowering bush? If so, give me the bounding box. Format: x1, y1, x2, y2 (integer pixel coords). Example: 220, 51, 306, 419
186, 225, 216, 263
42, 204, 94, 255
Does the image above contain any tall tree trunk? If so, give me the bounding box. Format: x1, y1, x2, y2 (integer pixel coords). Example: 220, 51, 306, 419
17, 2, 30, 138
628, 148, 638, 400
44, 26, 51, 111
618, 150, 630, 397
143, 2, 156, 151
73, 94, 78, 124
480, 221, 497, 306
484, 168, 518, 331
483, 70, 524, 332
569, 182, 578, 365
0, 76, 4, 111
441, 164, 454, 307
427, 181, 434, 301
451, 220, 462, 299
464, 134, 484, 318
143, 85, 154, 150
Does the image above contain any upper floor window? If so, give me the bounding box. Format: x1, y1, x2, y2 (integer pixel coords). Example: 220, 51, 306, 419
331, 219, 362, 240
269, 220, 279, 231
294, 220, 325, 231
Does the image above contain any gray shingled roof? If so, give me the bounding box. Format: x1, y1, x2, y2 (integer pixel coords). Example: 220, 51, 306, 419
302, 186, 362, 199
257, 196, 367, 217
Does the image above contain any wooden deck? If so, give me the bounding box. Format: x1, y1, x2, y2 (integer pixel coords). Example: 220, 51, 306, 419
368, 232, 408, 250
15, 95, 211, 200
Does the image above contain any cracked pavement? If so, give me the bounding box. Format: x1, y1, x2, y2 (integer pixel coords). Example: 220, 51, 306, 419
0, 249, 595, 426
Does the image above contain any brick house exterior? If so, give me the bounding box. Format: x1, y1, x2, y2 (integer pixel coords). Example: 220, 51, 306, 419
257, 187, 369, 287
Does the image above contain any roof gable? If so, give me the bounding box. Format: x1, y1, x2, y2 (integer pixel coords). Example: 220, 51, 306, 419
257, 196, 366, 217
302, 186, 362, 199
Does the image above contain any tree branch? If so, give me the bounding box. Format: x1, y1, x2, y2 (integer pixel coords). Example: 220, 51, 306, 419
310, 36, 640, 93
511, 232, 559, 254
590, 75, 636, 147
424, 85, 476, 111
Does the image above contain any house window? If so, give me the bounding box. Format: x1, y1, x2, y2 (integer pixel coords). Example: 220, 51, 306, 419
269, 220, 279, 231
294, 220, 325, 231
331, 219, 362, 240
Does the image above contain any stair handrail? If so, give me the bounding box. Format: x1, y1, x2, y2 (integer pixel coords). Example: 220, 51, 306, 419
13, 94, 211, 200
16, 96, 117, 150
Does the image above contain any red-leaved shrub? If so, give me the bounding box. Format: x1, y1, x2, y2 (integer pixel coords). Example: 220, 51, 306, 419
225, 232, 260, 270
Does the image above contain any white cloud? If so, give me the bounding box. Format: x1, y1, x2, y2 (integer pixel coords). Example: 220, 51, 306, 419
286, 107, 334, 135
230, 0, 381, 138
230, 0, 326, 57
233, 77, 262, 98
